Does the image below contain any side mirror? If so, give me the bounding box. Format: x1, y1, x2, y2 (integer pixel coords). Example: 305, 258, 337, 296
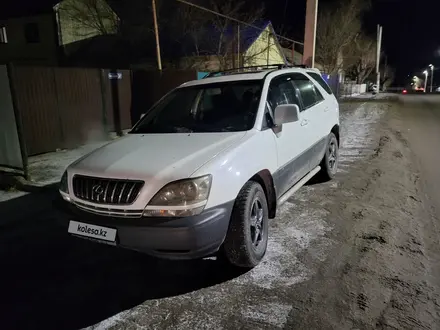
273, 104, 300, 126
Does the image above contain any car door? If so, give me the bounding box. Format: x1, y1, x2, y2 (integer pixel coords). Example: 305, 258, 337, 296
291, 73, 327, 170
306, 71, 338, 133
266, 75, 310, 198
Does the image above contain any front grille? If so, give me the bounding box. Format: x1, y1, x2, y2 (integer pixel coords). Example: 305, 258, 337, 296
72, 175, 144, 205
74, 201, 143, 218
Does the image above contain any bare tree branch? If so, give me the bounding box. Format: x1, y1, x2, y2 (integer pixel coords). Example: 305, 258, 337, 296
381, 64, 395, 89
316, 0, 371, 75
346, 35, 376, 83
167, 0, 269, 70
59, 0, 119, 39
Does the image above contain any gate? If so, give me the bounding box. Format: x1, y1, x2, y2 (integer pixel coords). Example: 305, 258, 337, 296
0, 65, 27, 177
11, 67, 108, 156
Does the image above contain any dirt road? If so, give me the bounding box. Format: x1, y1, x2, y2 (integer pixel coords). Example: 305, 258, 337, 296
284, 96, 440, 330
1, 97, 440, 330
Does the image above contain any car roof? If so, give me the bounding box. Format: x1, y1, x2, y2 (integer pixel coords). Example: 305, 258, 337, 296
180, 67, 322, 88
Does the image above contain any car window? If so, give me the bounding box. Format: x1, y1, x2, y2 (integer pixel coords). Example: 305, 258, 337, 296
130, 80, 263, 133
267, 76, 301, 111
291, 73, 324, 109
307, 72, 333, 95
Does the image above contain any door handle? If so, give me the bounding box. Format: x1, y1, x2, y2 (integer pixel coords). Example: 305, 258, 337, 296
301, 119, 309, 126
324, 107, 330, 112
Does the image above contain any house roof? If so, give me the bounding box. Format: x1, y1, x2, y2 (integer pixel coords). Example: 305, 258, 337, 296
239, 20, 272, 53
0, 0, 59, 20
173, 20, 282, 58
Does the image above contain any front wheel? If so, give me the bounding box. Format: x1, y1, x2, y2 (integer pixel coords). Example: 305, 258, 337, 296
223, 181, 269, 268
318, 132, 339, 181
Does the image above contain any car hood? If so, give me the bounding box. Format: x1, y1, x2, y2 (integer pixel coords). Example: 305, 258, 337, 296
70, 132, 247, 180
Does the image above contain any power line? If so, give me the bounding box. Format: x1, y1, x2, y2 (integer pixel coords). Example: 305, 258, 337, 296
175, 0, 304, 46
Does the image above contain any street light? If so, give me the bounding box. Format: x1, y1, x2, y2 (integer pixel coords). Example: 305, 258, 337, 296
429, 64, 434, 92
423, 70, 428, 92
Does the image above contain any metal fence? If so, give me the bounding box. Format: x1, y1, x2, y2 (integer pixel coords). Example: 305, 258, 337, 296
339, 83, 367, 98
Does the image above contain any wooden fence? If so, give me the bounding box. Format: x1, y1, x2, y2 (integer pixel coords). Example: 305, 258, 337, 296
7, 66, 197, 156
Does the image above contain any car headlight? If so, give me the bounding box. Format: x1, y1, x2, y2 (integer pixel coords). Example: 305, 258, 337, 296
143, 175, 212, 217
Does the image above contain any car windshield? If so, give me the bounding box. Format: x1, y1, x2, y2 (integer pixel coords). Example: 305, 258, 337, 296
130, 80, 263, 134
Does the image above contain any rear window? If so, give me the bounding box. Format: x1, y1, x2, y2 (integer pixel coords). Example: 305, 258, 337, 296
307, 72, 333, 95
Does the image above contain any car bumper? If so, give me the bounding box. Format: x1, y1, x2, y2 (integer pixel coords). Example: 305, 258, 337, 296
53, 196, 233, 260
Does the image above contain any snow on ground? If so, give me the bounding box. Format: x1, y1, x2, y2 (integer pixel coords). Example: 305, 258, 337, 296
0, 140, 112, 202
340, 93, 374, 99
86, 102, 385, 330
340, 92, 397, 100
0, 190, 27, 202
27, 141, 110, 186
338, 102, 384, 173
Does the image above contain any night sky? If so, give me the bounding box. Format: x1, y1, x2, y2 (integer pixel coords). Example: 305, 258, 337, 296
266, 0, 440, 86
5, 0, 439, 86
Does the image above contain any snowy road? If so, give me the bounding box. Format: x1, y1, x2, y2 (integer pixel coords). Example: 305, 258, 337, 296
1, 98, 440, 329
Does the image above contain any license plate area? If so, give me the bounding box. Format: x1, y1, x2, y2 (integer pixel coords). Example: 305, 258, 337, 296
68, 220, 117, 242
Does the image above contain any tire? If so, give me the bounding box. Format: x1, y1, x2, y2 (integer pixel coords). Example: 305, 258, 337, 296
318, 132, 339, 181
223, 181, 269, 268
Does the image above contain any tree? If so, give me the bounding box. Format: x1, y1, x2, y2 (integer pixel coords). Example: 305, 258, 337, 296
316, 0, 370, 75
208, 0, 265, 69
163, 0, 274, 70
167, 0, 211, 60
381, 64, 395, 90
58, 0, 119, 39
347, 35, 376, 83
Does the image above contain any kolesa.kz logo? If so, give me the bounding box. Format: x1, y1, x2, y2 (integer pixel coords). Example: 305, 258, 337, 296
77, 224, 107, 237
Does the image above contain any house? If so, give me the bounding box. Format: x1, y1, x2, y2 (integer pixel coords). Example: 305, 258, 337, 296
282, 47, 303, 66
0, 0, 120, 67
0, 2, 60, 66
174, 21, 288, 71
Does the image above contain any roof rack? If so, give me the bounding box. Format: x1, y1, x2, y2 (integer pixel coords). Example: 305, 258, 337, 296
203, 64, 309, 78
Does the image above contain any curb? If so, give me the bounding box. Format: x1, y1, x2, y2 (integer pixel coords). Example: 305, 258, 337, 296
0, 172, 55, 194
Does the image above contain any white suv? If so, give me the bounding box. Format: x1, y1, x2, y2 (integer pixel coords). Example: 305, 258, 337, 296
56, 65, 340, 268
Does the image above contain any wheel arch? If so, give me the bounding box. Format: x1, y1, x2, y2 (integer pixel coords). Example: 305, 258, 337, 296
248, 169, 277, 219
331, 124, 340, 146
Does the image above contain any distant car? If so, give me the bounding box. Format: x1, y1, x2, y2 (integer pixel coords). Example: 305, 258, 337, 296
402, 87, 424, 94
55, 65, 340, 269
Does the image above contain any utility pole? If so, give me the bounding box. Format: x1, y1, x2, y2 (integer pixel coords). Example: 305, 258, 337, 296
237, 24, 240, 68
152, 0, 162, 71
303, 0, 318, 68
376, 24, 383, 93
429, 64, 434, 92
423, 70, 428, 92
